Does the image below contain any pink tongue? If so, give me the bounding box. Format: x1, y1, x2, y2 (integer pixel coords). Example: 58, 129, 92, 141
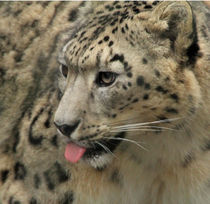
65, 142, 86, 163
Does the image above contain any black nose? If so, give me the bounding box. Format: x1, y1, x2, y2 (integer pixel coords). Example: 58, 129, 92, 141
54, 120, 80, 137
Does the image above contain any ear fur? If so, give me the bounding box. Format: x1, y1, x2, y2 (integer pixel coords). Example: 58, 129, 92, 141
139, 1, 199, 66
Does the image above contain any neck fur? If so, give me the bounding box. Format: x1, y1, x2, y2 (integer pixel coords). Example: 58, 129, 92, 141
126, 109, 208, 170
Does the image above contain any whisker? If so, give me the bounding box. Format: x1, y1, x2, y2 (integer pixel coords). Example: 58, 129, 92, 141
113, 125, 176, 131
111, 118, 181, 129
104, 136, 148, 151
110, 129, 162, 133
109, 116, 141, 125
95, 141, 118, 159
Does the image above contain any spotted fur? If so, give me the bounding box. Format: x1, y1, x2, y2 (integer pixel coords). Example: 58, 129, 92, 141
0, 1, 210, 204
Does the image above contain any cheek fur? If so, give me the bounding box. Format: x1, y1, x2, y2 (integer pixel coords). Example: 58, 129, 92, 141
58, 76, 67, 94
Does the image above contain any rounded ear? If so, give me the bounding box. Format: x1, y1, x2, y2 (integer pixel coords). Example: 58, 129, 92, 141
140, 1, 199, 66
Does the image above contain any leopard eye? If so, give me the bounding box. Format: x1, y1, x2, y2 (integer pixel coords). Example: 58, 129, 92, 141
60, 64, 68, 78
96, 72, 118, 87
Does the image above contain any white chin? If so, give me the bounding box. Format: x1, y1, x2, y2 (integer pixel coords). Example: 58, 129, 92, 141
86, 153, 113, 169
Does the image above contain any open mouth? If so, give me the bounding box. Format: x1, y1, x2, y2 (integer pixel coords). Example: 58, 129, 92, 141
64, 133, 125, 163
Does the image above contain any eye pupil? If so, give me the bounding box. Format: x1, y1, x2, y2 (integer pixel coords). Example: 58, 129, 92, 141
97, 72, 117, 87
61, 64, 68, 78
103, 72, 112, 79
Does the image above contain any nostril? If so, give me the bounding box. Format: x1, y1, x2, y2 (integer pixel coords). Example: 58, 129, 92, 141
54, 120, 80, 137
60, 125, 71, 136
